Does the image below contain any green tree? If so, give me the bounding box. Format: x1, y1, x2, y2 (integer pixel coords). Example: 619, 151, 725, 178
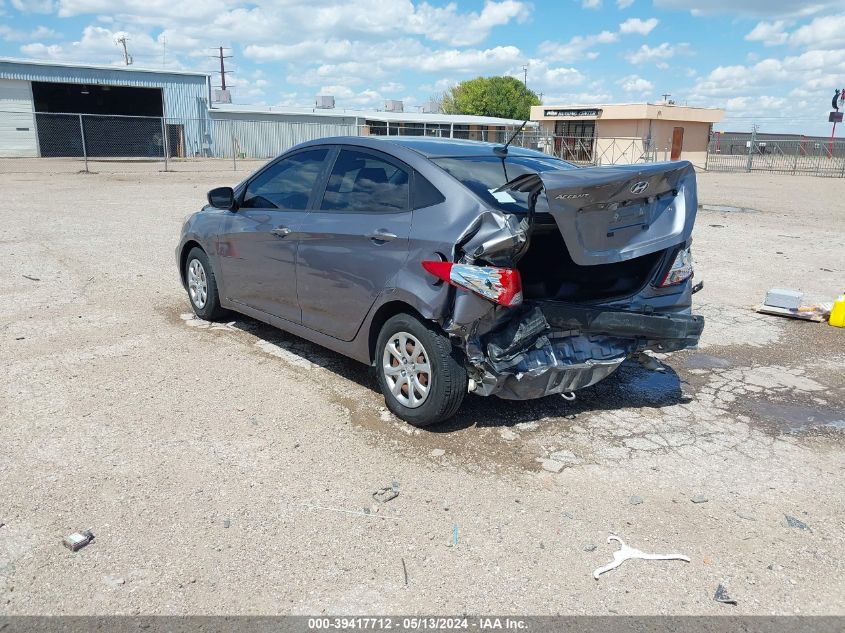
441, 76, 541, 120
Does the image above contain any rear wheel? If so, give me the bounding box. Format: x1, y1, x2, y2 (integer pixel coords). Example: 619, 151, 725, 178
184, 247, 226, 321
375, 313, 467, 427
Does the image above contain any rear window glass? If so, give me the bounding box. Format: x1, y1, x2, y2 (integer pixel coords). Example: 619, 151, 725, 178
431, 154, 575, 213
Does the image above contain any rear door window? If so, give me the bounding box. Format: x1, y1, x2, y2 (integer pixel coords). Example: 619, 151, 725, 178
320, 149, 410, 213
242, 148, 329, 210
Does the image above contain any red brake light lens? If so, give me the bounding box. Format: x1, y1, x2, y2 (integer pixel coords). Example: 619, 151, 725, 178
422, 261, 523, 307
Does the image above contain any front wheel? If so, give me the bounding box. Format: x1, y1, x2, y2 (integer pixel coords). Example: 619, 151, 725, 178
184, 247, 226, 321
375, 313, 467, 427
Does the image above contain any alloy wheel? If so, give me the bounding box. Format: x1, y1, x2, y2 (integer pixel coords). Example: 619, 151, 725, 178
187, 258, 208, 309
382, 331, 431, 409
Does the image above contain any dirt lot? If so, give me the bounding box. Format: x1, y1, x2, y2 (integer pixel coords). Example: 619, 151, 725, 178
1, 166, 843, 615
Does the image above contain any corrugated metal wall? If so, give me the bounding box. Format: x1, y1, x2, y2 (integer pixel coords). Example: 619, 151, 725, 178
0, 78, 38, 157
0, 60, 209, 121
208, 111, 358, 158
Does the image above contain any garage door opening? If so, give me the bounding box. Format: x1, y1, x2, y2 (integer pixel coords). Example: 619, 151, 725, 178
31, 81, 179, 158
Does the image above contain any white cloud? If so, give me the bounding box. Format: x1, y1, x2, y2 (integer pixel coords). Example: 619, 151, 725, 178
541, 83, 614, 105
538, 31, 619, 62
19, 24, 165, 64
411, 0, 531, 46
245, 39, 357, 63
540, 16, 657, 64
723, 95, 786, 113
790, 14, 845, 50
617, 0, 634, 7
414, 45, 523, 72
690, 47, 845, 117
618, 17, 658, 35
618, 74, 653, 93
0, 24, 56, 41
508, 59, 586, 95
10, 0, 54, 12
260, 38, 524, 76
582, 0, 602, 8
745, 20, 789, 45
55, 0, 532, 47
653, 0, 836, 17
625, 42, 679, 64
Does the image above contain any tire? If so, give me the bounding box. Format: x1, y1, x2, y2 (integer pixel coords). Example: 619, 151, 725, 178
184, 247, 226, 321
375, 313, 467, 427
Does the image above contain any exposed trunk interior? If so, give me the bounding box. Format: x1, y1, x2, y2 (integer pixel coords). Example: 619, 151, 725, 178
518, 220, 667, 302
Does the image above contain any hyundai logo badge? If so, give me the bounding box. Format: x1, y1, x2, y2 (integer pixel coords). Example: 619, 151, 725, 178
630, 181, 649, 195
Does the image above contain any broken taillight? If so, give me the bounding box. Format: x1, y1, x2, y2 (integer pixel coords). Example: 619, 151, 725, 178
658, 246, 694, 287
422, 260, 523, 307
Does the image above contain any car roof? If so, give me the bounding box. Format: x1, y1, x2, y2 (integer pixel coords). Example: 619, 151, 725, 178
378, 136, 551, 159
296, 135, 555, 161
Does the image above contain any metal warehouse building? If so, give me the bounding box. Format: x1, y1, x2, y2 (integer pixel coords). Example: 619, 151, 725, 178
0, 58, 210, 158
208, 103, 531, 159
1, 58, 531, 162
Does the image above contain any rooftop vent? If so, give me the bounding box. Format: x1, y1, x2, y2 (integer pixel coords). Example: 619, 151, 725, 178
316, 95, 335, 109
385, 99, 404, 113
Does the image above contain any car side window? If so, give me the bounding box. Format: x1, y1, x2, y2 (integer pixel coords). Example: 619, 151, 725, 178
242, 149, 328, 210
320, 149, 409, 213
412, 172, 445, 210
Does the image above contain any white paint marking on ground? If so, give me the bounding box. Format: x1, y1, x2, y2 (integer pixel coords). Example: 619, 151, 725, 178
254, 339, 316, 369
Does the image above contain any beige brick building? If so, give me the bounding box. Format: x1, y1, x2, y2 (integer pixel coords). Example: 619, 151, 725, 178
531, 102, 725, 168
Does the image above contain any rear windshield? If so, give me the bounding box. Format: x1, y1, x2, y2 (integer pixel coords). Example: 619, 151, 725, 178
431, 154, 575, 213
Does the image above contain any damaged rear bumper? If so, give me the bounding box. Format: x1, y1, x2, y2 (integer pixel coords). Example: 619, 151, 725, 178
471, 302, 704, 400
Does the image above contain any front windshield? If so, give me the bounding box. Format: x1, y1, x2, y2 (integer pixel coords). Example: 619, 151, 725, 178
431, 154, 575, 213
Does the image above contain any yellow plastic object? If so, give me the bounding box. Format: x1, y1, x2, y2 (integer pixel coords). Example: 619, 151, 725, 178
830, 294, 845, 328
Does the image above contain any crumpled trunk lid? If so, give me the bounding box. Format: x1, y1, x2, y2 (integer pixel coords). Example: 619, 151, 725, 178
449, 160, 703, 401
506, 161, 697, 266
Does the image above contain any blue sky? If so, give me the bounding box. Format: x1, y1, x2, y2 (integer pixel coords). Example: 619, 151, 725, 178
1, 0, 843, 134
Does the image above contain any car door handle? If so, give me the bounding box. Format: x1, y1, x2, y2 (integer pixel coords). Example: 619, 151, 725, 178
365, 229, 397, 243
271, 226, 292, 237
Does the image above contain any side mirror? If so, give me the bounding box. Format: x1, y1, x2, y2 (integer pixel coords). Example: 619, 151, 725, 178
207, 186, 236, 210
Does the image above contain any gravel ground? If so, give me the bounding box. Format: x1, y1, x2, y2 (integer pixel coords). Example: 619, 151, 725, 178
1, 167, 843, 615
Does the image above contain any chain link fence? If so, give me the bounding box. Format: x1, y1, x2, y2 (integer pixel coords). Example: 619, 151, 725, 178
705, 135, 845, 177
513, 132, 670, 165
4, 110, 845, 177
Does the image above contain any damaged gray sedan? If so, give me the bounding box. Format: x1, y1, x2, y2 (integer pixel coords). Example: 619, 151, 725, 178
177, 136, 703, 426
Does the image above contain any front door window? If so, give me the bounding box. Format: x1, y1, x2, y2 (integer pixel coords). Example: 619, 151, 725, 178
242, 149, 328, 210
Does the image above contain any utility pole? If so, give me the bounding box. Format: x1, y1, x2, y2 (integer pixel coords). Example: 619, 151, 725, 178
115, 35, 133, 66
162, 35, 167, 68
661, 93, 671, 103
213, 46, 233, 91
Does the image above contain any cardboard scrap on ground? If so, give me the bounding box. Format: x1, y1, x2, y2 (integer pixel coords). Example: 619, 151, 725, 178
755, 304, 827, 322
